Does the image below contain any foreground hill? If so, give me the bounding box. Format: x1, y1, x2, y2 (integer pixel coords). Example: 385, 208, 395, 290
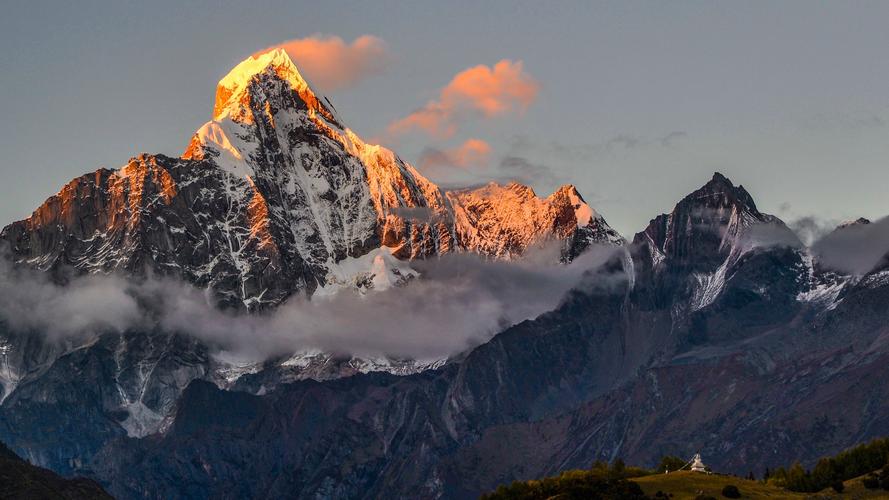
487, 468, 889, 499
837, 474, 889, 498
0, 440, 112, 499
633, 472, 803, 499
486, 439, 889, 499
486, 469, 808, 499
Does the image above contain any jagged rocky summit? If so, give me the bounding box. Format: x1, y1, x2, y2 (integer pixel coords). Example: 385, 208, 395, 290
0, 48, 620, 310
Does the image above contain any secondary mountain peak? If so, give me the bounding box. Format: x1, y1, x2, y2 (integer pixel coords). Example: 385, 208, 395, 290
634, 171, 791, 276
446, 182, 622, 259
836, 217, 872, 230
695, 171, 758, 214
550, 184, 598, 226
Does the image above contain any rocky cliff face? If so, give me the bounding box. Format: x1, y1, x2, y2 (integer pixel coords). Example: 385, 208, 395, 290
1, 49, 618, 310
0, 327, 210, 473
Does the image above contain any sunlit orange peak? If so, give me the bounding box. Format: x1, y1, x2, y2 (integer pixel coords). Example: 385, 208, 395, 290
213, 48, 314, 120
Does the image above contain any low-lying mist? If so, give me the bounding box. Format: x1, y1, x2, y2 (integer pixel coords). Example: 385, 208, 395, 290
5, 213, 881, 364
810, 216, 889, 275
0, 244, 625, 362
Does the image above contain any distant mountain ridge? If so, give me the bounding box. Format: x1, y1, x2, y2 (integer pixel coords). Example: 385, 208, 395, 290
80, 173, 889, 499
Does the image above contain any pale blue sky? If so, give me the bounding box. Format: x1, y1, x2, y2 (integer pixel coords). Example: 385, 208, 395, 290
1, 1, 887, 235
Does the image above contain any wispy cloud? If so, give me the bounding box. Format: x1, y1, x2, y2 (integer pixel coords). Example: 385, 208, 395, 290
508, 131, 689, 164
797, 110, 886, 132
0, 260, 145, 340
258, 34, 391, 92
811, 216, 889, 275
494, 156, 560, 187
605, 134, 641, 151
787, 214, 841, 246
659, 131, 688, 147
388, 60, 539, 139
417, 147, 562, 193
418, 138, 492, 173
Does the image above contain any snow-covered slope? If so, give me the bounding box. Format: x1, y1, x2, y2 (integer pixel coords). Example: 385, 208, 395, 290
796, 217, 888, 310
447, 182, 623, 260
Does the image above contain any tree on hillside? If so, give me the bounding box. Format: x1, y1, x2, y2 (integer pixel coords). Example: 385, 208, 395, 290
611, 458, 626, 477
786, 462, 811, 491
656, 455, 687, 473
774, 437, 889, 492
811, 458, 837, 489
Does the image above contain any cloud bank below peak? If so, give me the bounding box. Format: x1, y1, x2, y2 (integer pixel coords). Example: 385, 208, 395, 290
0, 244, 626, 361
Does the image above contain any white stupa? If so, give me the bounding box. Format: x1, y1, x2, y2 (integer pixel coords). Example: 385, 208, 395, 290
690, 453, 707, 473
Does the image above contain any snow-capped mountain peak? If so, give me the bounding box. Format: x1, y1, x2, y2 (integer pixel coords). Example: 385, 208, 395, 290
554, 184, 596, 228
2, 51, 622, 309
836, 217, 872, 230
212, 48, 336, 123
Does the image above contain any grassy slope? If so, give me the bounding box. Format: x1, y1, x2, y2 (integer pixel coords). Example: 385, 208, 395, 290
837, 474, 889, 498
631, 471, 805, 499
484, 469, 889, 499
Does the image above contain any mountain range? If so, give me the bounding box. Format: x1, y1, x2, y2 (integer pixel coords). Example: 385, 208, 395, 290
0, 49, 887, 499
1, 49, 617, 311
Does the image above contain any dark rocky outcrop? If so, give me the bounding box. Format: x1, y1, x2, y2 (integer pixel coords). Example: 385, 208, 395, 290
0, 440, 112, 499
